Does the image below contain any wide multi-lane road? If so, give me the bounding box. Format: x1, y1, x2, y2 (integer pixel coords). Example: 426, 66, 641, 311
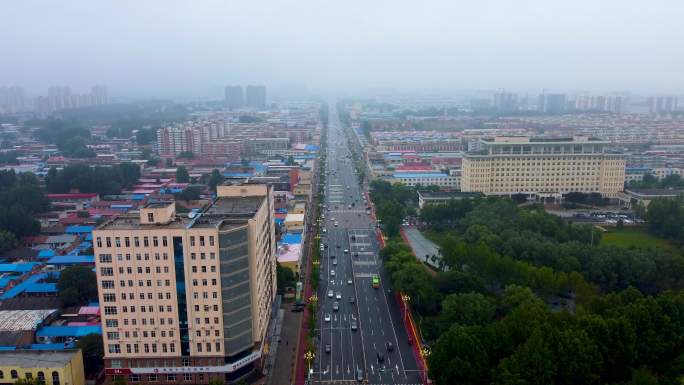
312, 103, 422, 385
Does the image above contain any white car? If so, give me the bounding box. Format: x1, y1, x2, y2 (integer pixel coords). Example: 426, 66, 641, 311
347, 278, 353, 285
324, 313, 331, 322
336, 292, 342, 300
343, 249, 349, 254
334, 222, 339, 227
331, 270, 336, 277
328, 289, 334, 298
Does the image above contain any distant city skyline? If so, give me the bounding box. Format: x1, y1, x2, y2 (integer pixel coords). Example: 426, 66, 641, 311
2, 1, 684, 97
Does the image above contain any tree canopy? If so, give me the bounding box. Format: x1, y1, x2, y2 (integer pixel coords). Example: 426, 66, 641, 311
46, 163, 141, 195
390, 195, 684, 385
57, 265, 98, 307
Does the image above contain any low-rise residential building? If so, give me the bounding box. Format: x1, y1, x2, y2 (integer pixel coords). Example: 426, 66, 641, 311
417, 191, 483, 209
0, 350, 86, 385
391, 172, 459, 188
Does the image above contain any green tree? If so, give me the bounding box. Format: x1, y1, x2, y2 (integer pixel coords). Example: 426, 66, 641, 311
429, 326, 489, 385
77, 333, 104, 376
175, 186, 201, 202
176, 166, 190, 183
441, 292, 496, 327
208, 169, 224, 191
391, 263, 438, 313
57, 266, 97, 306
276, 262, 296, 294
0, 230, 18, 254
493, 329, 556, 385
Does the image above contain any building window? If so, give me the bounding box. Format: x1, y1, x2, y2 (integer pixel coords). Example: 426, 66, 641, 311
183, 373, 192, 381
166, 374, 176, 381
148, 213, 154, 222
108, 344, 121, 354
52, 371, 60, 385
37, 372, 45, 383
99, 254, 112, 263
10, 370, 17, 379
0, 370, 4, 379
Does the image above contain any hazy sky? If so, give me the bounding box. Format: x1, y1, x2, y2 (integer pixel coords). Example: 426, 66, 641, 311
1, 0, 682, 98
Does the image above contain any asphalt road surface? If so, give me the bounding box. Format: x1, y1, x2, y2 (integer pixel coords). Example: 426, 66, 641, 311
312, 103, 423, 385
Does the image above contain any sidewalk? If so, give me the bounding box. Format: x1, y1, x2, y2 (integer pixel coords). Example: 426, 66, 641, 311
267, 302, 302, 385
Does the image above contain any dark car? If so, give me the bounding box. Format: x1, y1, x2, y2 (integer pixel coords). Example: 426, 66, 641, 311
349, 296, 355, 304
325, 344, 331, 354
356, 369, 364, 382
377, 352, 384, 362
386, 341, 394, 352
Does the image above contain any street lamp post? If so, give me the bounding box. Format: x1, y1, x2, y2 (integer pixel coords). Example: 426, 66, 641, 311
304, 350, 315, 380
401, 294, 411, 325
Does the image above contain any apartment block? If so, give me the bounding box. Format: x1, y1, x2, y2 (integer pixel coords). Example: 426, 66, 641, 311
245, 86, 266, 109
156, 127, 202, 156
461, 136, 625, 198
94, 184, 277, 384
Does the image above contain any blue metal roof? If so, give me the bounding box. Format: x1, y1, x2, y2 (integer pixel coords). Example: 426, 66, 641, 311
36, 325, 102, 338
0, 276, 17, 289
37, 250, 56, 258
66, 225, 94, 234
25, 283, 57, 293
223, 172, 254, 178
281, 233, 302, 244
1, 272, 57, 299
30, 342, 75, 350
47, 255, 94, 265
393, 173, 448, 178
0, 263, 37, 274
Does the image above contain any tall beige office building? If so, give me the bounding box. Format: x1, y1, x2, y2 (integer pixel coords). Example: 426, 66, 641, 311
94, 184, 277, 384
461, 136, 625, 198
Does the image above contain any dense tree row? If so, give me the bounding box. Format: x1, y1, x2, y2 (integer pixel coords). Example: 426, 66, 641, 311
46, 163, 141, 195
33, 118, 96, 158
646, 197, 684, 243
386, 196, 684, 384
629, 173, 684, 189
429, 286, 684, 385
422, 198, 684, 294
369, 180, 417, 237
0, 170, 48, 239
